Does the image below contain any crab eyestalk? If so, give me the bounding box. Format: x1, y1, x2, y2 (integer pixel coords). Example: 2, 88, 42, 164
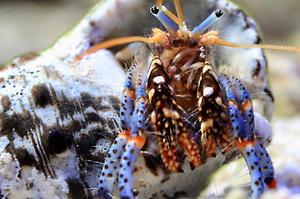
191, 10, 224, 37
150, 6, 179, 34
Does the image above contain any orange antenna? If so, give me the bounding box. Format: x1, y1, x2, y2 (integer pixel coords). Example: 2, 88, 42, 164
75, 29, 168, 61
155, 0, 164, 7
173, 0, 185, 25
201, 31, 300, 53
215, 38, 300, 52
160, 6, 181, 26
156, 0, 185, 26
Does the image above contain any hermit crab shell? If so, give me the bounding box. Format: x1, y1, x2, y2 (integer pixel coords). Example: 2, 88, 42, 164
0, 0, 273, 198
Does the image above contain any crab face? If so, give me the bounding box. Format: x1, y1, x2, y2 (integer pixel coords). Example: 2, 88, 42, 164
0, 0, 275, 199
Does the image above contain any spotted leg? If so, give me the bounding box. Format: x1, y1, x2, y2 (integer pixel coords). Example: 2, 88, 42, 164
118, 77, 147, 199
231, 77, 277, 190
197, 61, 233, 158
252, 111, 276, 188
219, 75, 276, 199
98, 66, 137, 199
255, 143, 277, 189
147, 57, 201, 172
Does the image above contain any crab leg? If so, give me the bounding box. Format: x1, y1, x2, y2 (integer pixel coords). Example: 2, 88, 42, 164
219, 75, 271, 199
147, 58, 200, 172
147, 60, 181, 172
120, 65, 136, 129
118, 77, 147, 199
230, 76, 277, 188
231, 77, 255, 140
255, 143, 277, 189
197, 62, 233, 158
98, 131, 130, 199
98, 66, 136, 199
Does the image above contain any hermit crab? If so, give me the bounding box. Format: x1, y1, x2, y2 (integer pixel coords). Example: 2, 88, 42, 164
0, 0, 299, 199
76, 0, 300, 199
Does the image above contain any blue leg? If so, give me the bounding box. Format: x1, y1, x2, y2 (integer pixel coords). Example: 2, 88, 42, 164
241, 143, 265, 198
255, 144, 277, 189
118, 77, 147, 199
219, 74, 276, 198
218, 75, 247, 139
230, 77, 276, 189
98, 66, 137, 199
120, 65, 136, 129
230, 76, 255, 140
98, 131, 130, 199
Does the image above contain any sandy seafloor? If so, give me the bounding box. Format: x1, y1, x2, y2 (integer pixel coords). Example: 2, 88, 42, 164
1, 0, 300, 198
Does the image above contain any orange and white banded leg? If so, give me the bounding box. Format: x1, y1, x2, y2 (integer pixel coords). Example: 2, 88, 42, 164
147, 58, 201, 172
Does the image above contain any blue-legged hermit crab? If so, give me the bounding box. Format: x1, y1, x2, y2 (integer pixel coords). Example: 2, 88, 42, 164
76, 0, 300, 199
1, 0, 300, 199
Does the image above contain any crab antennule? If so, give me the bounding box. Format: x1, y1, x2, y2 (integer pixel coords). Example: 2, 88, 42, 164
192, 10, 224, 36
173, 0, 185, 25
155, 0, 164, 7
150, 6, 179, 32
153, 0, 181, 27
